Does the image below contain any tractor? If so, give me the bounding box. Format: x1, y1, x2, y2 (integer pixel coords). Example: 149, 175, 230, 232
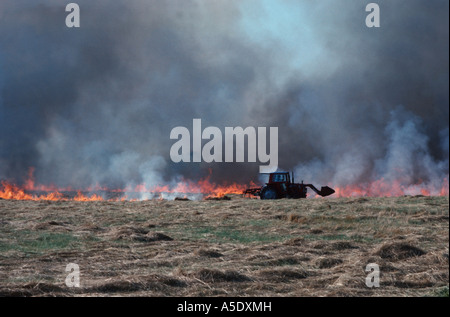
243, 172, 335, 199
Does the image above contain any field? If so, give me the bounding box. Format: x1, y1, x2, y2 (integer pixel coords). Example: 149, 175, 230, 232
0, 195, 448, 297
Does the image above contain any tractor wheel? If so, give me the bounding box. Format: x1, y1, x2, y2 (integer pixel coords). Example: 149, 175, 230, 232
260, 187, 278, 200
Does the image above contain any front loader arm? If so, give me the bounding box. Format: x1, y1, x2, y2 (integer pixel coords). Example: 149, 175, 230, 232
305, 184, 335, 197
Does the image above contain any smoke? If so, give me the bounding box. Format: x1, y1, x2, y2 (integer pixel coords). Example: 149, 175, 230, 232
0, 0, 448, 194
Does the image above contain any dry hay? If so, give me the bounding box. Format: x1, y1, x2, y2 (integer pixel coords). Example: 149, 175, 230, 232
33, 221, 71, 231
284, 237, 305, 246
194, 248, 223, 258
143, 232, 173, 242
375, 243, 427, 261
0, 288, 34, 297
85, 275, 187, 294
316, 258, 344, 269
345, 198, 369, 204
191, 269, 251, 283
276, 213, 307, 224
329, 241, 359, 250
107, 225, 150, 238
104, 225, 173, 243
0, 282, 66, 297
91, 280, 144, 293
0, 195, 448, 297
204, 196, 231, 201
257, 268, 309, 282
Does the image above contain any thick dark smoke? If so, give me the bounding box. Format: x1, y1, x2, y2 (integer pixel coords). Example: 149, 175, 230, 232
0, 0, 448, 194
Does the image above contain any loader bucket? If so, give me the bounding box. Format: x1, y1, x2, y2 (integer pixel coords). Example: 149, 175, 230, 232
319, 186, 335, 197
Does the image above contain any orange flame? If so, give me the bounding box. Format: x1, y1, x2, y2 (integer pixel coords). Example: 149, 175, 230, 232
333, 177, 449, 197
73, 191, 104, 201
0, 168, 448, 202
0, 168, 255, 201
0, 181, 65, 201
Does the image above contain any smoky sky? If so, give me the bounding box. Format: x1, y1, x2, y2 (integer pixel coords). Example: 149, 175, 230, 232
0, 0, 448, 191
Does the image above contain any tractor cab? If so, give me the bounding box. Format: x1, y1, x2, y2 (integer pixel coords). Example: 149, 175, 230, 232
261, 172, 303, 199
268, 172, 290, 184
266, 172, 291, 198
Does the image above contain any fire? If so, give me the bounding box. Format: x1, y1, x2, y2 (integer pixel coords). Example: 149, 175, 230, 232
0, 168, 254, 201
148, 177, 254, 198
0, 168, 448, 202
112, 170, 256, 199
0, 181, 33, 200
0, 182, 106, 202
0, 181, 65, 201
333, 177, 449, 197
73, 191, 104, 201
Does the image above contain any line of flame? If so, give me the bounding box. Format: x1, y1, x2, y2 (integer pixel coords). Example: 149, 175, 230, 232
0, 168, 448, 201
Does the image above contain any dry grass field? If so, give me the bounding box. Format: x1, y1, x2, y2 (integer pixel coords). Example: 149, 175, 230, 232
0, 195, 448, 297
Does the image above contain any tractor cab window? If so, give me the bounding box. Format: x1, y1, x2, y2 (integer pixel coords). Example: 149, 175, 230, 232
272, 174, 286, 182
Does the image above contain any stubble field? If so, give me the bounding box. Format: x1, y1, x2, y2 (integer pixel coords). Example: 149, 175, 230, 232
0, 195, 448, 297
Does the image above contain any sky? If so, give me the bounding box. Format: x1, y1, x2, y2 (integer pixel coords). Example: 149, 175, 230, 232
0, 0, 448, 194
